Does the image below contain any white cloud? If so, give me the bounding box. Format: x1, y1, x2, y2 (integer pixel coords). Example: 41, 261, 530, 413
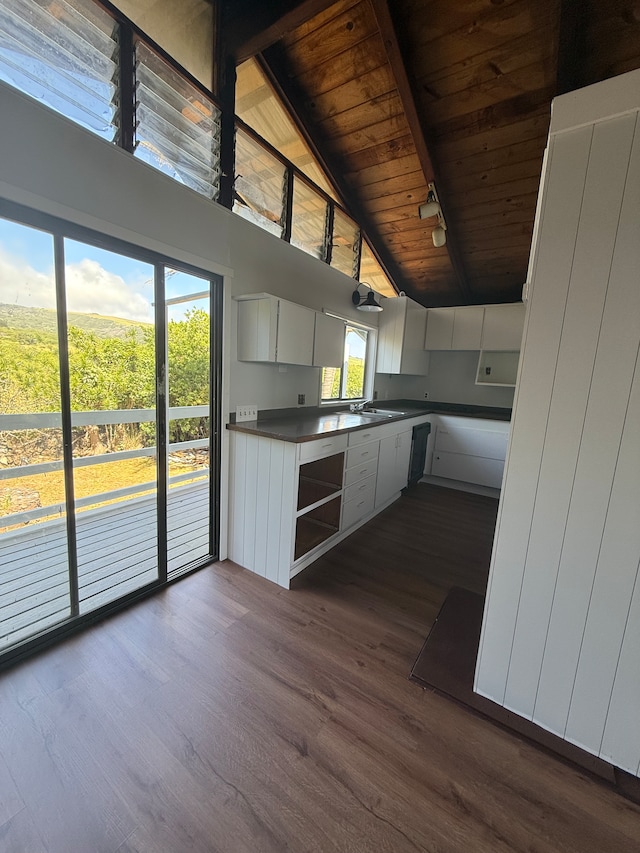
0, 249, 153, 323
65, 259, 153, 323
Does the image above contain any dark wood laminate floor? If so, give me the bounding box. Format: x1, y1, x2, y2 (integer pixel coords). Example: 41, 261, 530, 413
1, 484, 640, 852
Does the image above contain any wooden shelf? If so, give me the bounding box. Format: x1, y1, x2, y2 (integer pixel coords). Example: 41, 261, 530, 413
297, 452, 344, 511
294, 496, 341, 561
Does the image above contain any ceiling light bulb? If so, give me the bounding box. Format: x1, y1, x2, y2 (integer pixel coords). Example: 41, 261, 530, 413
419, 200, 441, 219
432, 225, 446, 248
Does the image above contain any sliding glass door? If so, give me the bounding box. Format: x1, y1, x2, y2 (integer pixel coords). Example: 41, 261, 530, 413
0, 219, 71, 647
0, 206, 222, 660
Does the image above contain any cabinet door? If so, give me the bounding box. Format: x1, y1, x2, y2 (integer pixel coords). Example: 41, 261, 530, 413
313, 312, 344, 367
453, 306, 484, 350
392, 430, 412, 493
375, 434, 399, 508
236, 298, 277, 362
277, 300, 315, 365
481, 304, 525, 350
376, 297, 405, 373
425, 308, 454, 349
400, 300, 430, 374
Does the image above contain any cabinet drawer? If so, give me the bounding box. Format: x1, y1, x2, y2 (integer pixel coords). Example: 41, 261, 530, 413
432, 450, 505, 489
342, 488, 375, 530
344, 473, 376, 504
434, 425, 508, 461
299, 434, 348, 462
344, 456, 378, 486
345, 442, 379, 469
348, 427, 381, 447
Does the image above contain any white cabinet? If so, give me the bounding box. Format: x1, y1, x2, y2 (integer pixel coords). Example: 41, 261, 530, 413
424, 308, 454, 350
377, 295, 430, 374
481, 303, 525, 350
229, 414, 430, 588
452, 306, 484, 349
425, 303, 524, 351
313, 312, 344, 368
425, 306, 483, 350
235, 293, 315, 365
475, 350, 520, 387
428, 416, 509, 489
375, 429, 412, 508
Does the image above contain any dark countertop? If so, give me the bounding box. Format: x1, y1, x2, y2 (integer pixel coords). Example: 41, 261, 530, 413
226, 401, 511, 444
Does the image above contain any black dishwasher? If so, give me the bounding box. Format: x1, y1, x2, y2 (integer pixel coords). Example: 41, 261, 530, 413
407, 422, 431, 487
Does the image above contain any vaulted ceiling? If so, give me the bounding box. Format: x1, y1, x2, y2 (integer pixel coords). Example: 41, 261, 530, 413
220, 0, 640, 307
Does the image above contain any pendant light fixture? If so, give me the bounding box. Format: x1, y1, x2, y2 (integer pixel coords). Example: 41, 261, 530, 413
419, 182, 447, 248
351, 282, 383, 312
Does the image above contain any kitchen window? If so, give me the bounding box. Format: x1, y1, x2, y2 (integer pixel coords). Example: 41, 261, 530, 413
321, 320, 375, 403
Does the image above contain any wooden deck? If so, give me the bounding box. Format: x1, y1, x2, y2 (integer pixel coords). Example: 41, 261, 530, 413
0, 480, 211, 651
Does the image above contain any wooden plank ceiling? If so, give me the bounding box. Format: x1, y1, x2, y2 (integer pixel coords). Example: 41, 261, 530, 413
221, 0, 640, 307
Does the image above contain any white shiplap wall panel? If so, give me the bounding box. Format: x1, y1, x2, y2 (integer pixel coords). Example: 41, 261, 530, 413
243, 435, 259, 573
474, 127, 594, 703
265, 439, 285, 585
503, 115, 638, 718
278, 443, 297, 588
230, 433, 247, 567
253, 437, 272, 578
566, 349, 640, 755
533, 117, 640, 735
600, 547, 640, 774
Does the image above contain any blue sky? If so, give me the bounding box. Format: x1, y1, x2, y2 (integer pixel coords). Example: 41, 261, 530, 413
0, 218, 210, 323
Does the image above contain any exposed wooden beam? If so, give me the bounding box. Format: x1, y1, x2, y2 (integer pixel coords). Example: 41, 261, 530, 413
259, 50, 406, 297
556, 0, 588, 94
368, 0, 472, 303
222, 0, 339, 64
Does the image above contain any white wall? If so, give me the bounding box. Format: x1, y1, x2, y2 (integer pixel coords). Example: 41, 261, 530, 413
375, 352, 515, 407
0, 82, 375, 419
475, 69, 640, 775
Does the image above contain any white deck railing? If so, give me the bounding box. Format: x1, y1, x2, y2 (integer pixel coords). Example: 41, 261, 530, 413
0, 405, 210, 528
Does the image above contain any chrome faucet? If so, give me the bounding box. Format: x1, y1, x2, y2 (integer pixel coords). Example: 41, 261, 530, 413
350, 399, 372, 413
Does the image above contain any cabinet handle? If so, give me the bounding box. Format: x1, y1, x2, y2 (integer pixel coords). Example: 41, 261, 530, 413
322, 443, 333, 449
357, 500, 365, 507
363, 432, 371, 438
359, 468, 367, 474
361, 451, 369, 457
358, 484, 367, 491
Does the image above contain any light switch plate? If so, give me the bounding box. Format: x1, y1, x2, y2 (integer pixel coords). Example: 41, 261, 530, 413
236, 405, 258, 422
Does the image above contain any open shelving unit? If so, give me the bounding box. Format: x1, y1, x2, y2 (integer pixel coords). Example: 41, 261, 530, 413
294, 453, 344, 560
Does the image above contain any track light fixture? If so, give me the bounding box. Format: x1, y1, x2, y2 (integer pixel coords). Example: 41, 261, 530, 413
418, 182, 447, 248
351, 282, 383, 312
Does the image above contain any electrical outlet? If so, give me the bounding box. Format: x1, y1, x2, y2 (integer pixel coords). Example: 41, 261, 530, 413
236, 405, 258, 422
424, 391, 430, 400
297, 393, 305, 405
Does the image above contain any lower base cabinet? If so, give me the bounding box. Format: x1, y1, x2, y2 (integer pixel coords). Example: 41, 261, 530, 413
375, 430, 412, 508
428, 416, 509, 489
229, 415, 429, 588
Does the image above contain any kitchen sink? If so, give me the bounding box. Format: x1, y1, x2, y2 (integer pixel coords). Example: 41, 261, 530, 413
357, 408, 409, 418
364, 408, 409, 416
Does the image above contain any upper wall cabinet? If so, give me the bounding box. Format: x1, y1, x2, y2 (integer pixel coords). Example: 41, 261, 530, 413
424, 308, 455, 350
452, 306, 485, 349
425, 306, 484, 350
377, 296, 430, 375
235, 293, 316, 365
313, 312, 344, 368
425, 303, 525, 351
481, 304, 526, 350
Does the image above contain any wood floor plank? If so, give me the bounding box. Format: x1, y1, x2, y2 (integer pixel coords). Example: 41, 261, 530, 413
0, 484, 639, 852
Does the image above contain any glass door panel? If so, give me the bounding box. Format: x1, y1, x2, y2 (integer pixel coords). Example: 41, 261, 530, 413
63, 238, 159, 613
0, 218, 71, 648
165, 269, 212, 577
